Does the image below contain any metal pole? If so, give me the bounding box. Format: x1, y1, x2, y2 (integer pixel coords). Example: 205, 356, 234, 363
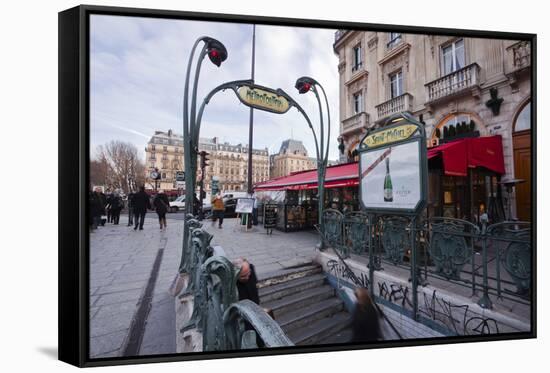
410, 216, 418, 321
247, 24, 256, 195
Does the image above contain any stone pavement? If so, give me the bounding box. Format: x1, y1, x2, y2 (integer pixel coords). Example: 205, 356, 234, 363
199, 218, 319, 277
89, 214, 182, 358
89, 213, 319, 358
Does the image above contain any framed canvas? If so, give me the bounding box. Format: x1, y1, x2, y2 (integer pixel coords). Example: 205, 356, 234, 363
59, 4, 536, 367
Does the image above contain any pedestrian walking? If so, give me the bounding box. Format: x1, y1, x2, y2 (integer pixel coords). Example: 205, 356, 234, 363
127, 192, 135, 226
133, 186, 151, 230
211, 193, 225, 229
110, 191, 123, 225
350, 287, 382, 343
153, 190, 170, 230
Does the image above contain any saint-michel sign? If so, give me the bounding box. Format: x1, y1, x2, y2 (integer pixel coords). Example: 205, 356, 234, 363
362, 123, 418, 148
237, 84, 290, 114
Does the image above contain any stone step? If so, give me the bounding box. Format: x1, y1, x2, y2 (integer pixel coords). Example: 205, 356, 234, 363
276, 297, 344, 332
262, 285, 334, 319
323, 327, 353, 345
259, 273, 326, 303
257, 263, 322, 289
285, 311, 351, 346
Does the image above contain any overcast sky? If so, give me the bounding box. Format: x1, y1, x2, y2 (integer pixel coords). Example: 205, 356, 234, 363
90, 15, 340, 161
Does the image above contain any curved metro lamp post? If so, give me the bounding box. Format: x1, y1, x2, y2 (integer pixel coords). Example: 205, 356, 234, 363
180, 36, 227, 274
294, 77, 331, 249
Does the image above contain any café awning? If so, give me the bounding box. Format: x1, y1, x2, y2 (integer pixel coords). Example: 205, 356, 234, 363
255, 162, 359, 191
255, 135, 505, 191
427, 135, 505, 176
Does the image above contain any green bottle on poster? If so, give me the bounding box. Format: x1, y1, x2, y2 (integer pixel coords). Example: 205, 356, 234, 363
384, 157, 393, 202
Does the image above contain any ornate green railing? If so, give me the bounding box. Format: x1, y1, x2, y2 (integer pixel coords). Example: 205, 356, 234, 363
320, 210, 532, 313
180, 214, 294, 350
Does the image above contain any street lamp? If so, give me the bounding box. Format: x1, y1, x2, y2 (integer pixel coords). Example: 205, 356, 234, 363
180, 36, 227, 274
294, 76, 331, 249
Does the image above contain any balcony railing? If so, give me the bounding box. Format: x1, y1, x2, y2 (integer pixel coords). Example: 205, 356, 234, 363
507, 41, 531, 73
341, 111, 369, 135
425, 63, 480, 103
376, 93, 413, 122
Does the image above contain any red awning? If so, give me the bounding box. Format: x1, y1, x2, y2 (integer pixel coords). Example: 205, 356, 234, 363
428, 135, 505, 176
255, 135, 505, 191
255, 162, 359, 191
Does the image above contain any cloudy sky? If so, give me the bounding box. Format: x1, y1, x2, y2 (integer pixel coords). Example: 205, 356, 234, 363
90, 15, 340, 161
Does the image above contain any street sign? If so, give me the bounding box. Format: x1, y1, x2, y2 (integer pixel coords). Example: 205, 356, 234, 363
176, 180, 186, 188
175, 171, 185, 182
211, 176, 220, 196
358, 112, 427, 215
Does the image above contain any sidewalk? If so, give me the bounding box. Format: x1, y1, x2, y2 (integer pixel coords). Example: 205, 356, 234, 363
200, 218, 318, 277
89, 215, 182, 358
89, 214, 319, 358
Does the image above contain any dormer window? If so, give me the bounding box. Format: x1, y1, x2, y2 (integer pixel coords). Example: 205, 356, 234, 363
387, 32, 402, 49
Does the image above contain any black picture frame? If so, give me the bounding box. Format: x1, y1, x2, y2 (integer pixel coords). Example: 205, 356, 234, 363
59, 4, 537, 368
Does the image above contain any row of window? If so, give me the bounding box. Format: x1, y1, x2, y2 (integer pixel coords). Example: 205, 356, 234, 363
351, 38, 465, 114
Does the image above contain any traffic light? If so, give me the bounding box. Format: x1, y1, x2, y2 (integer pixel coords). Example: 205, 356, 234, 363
200, 151, 210, 169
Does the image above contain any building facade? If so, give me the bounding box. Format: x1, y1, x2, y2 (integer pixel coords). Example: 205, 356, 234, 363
144, 130, 270, 194
334, 30, 531, 221
270, 139, 317, 178
199, 137, 270, 193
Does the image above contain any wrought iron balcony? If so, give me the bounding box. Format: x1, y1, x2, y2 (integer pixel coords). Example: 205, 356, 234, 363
341, 111, 369, 136
375, 93, 413, 122
425, 63, 481, 104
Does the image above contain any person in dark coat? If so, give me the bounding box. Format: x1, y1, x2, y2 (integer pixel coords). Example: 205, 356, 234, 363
153, 190, 170, 230
127, 192, 135, 226
235, 258, 260, 305
133, 186, 151, 230
351, 287, 382, 343
90, 187, 106, 230
110, 191, 123, 225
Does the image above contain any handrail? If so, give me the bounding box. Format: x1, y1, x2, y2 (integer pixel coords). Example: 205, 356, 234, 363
224, 300, 294, 349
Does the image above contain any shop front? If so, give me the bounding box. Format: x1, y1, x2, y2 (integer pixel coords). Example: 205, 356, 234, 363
254, 163, 360, 232
254, 134, 508, 232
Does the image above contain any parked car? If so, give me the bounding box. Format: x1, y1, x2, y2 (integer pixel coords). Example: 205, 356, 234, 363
169, 195, 185, 212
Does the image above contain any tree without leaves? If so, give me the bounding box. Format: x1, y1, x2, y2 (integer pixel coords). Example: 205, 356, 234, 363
93, 141, 145, 194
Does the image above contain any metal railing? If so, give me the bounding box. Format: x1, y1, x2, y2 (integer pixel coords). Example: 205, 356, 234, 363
180, 214, 294, 350
376, 93, 413, 121
320, 210, 532, 321
425, 63, 480, 103
315, 213, 404, 339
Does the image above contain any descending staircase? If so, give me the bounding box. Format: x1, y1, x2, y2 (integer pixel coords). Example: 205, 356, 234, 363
258, 263, 352, 346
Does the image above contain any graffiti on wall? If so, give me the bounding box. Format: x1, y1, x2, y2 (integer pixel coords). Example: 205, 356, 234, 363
326, 259, 501, 336
326, 259, 370, 288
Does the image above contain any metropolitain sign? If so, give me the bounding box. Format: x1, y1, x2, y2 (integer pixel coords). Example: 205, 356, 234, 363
362, 124, 418, 148
237, 85, 290, 114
